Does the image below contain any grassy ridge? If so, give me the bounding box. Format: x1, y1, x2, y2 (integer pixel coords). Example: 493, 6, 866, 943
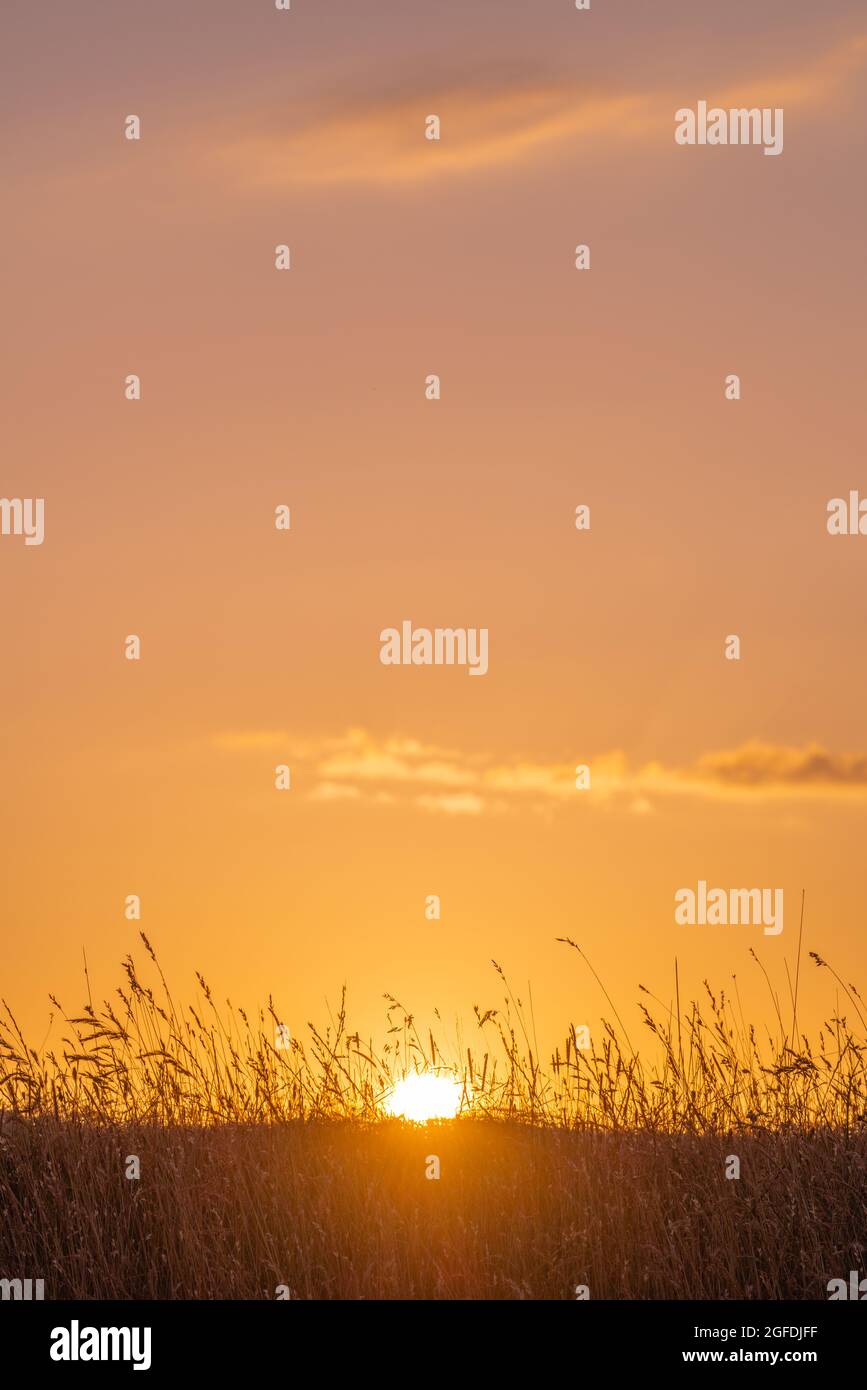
1, 937, 866, 1299
1, 1120, 865, 1298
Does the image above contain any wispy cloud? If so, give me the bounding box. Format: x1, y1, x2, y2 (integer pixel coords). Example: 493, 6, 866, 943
307, 781, 362, 803
415, 792, 487, 817
213, 729, 867, 816
681, 740, 867, 792
207, 34, 867, 189
211, 83, 645, 187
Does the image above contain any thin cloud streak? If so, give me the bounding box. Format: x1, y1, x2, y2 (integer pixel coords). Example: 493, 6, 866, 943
213, 729, 867, 815
208, 34, 867, 189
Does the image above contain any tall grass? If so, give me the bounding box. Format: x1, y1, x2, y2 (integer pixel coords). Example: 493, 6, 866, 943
2, 933, 865, 1132
2, 937, 866, 1299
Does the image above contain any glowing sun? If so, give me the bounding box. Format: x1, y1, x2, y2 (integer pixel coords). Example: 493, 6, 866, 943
384, 1073, 462, 1123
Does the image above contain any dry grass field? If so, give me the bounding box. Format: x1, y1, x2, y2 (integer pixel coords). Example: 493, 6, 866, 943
1, 935, 866, 1299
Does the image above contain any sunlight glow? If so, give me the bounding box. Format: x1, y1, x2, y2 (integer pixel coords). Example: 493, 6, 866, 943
383, 1072, 462, 1123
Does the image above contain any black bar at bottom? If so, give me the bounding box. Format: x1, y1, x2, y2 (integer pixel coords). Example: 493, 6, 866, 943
6, 1299, 861, 1375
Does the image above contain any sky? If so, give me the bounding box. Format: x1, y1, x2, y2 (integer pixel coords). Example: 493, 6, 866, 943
2, 1, 867, 1060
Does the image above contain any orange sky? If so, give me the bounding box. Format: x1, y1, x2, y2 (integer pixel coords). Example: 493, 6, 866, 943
3, 0, 867, 1059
